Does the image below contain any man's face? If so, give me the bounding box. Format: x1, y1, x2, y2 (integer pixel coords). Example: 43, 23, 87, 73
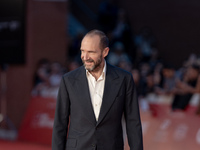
80, 35, 107, 72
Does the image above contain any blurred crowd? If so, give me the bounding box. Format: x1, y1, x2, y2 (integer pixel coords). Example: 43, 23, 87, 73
31, 59, 65, 99
32, 2, 200, 115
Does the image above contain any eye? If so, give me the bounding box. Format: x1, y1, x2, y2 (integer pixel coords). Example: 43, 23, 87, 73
89, 51, 96, 53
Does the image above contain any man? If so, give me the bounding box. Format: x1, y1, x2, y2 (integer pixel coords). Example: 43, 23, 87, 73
171, 65, 200, 111
52, 30, 143, 150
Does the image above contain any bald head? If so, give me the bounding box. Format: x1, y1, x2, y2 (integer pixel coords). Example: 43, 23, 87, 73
84, 29, 109, 50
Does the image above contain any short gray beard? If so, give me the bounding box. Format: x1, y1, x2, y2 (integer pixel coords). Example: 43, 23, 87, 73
83, 58, 102, 72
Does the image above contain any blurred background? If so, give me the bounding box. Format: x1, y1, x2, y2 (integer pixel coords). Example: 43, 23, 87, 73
0, 0, 200, 149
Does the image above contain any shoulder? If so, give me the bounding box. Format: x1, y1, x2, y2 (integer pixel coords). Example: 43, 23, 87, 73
107, 63, 135, 89
62, 65, 85, 79
107, 63, 132, 78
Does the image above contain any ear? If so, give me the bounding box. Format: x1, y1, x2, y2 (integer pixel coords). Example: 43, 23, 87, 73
103, 47, 109, 58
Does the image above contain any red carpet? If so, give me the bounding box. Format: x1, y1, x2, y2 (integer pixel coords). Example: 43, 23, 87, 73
0, 140, 51, 150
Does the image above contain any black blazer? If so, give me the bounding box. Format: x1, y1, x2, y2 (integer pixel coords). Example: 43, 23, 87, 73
52, 63, 143, 150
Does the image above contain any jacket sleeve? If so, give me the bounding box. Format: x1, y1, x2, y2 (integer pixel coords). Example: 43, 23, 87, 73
124, 74, 143, 150
52, 76, 70, 150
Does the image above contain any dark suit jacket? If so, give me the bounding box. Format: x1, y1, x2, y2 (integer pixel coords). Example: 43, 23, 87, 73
52, 63, 143, 150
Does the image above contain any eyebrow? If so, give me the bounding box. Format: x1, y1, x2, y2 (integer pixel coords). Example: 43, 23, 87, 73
80, 49, 96, 52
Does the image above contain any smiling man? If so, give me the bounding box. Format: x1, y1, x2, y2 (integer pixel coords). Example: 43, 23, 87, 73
80, 32, 109, 78
52, 29, 143, 150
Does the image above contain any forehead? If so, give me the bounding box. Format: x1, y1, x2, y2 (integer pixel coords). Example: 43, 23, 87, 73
81, 35, 101, 50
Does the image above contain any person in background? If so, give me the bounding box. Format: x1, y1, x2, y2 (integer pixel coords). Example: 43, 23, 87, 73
32, 58, 50, 96
33, 58, 50, 87
67, 59, 80, 72
107, 41, 130, 67
171, 64, 200, 111
155, 64, 176, 95
49, 62, 63, 88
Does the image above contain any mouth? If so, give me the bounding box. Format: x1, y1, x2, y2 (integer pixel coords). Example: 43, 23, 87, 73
85, 61, 93, 64
83, 60, 94, 64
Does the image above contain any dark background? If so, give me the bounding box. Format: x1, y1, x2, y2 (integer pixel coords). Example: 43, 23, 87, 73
0, 0, 26, 65
71, 0, 200, 68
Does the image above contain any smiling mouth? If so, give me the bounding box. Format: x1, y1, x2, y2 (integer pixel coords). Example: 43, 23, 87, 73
85, 63, 93, 67
84, 60, 94, 63
85, 61, 93, 63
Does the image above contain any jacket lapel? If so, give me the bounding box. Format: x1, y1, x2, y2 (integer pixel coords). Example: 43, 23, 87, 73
97, 63, 123, 126
72, 64, 123, 126
72, 66, 97, 125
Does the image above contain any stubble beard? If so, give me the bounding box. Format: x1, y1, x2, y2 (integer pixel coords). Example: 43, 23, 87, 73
82, 57, 102, 72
